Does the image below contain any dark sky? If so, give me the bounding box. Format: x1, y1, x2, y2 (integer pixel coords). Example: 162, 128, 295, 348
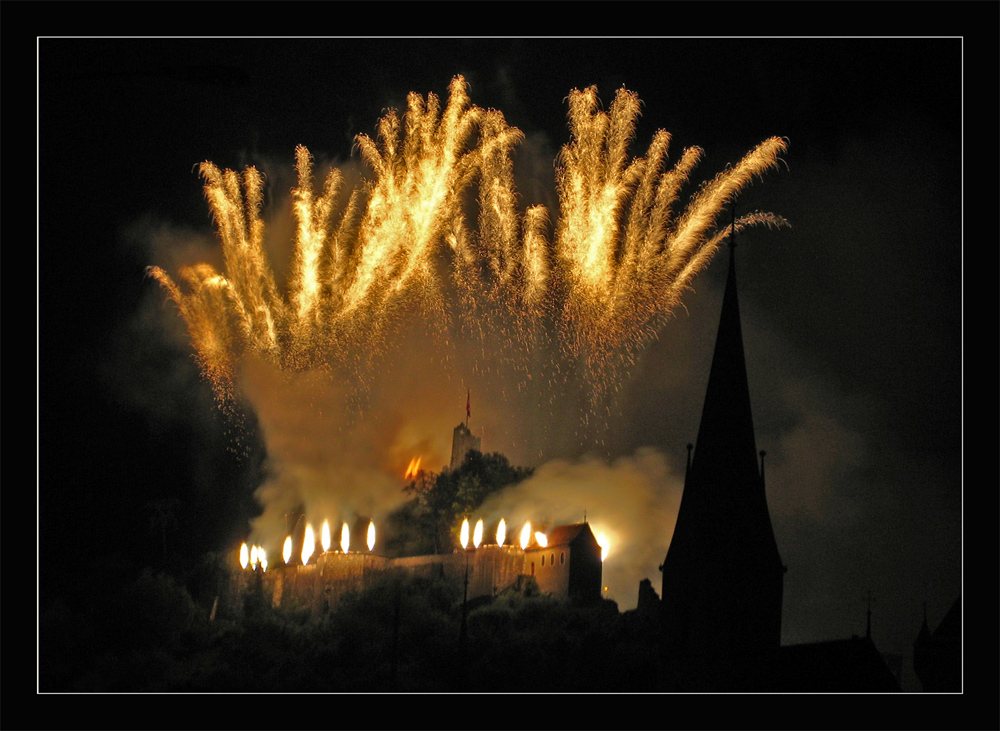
36, 23, 982, 700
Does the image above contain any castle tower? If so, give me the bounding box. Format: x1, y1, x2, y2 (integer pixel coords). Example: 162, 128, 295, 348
522, 523, 602, 601
450, 390, 481, 470
660, 234, 785, 688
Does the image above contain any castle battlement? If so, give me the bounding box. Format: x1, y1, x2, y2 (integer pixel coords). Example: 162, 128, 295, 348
234, 523, 603, 615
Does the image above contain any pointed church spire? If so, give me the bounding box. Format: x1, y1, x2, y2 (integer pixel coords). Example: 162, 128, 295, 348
688, 208, 758, 482
661, 200, 784, 685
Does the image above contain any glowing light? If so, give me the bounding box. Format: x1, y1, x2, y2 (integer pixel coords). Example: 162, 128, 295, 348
321, 520, 332, 553
151, 78, 787, 420
597, 533, 609, 562
282, 536, 293, 564
250, 544, 259, 569
473, 518, 484, 549
367, 521, 376, 552
496, 518, 507, 547
535, 532, 548, 548
404, 456, 422, 480
520, 522, 531, 550
239, 542, 249, 569
341, 522, 350, 553
461, 518, 470, 549
302, 523, 315, 565
258, 548, 267, 572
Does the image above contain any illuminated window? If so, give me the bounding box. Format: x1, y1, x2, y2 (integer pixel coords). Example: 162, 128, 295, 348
541, 554, 545, 567
560, 552, 565, 565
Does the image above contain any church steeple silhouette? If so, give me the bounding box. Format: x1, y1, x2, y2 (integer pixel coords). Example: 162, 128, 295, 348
660, 216, 785, 688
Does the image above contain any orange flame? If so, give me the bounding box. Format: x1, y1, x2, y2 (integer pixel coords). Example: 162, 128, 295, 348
282, 535, 292, 564
250, 544, 259, 569
239, 542, 249, 569
404, 456, 422, 480
461, 518, 470, 549
597, 533, 609, 562
367, 521, 376, 552
341, 522, 350, 553
473, 518, 484, 549
496, 518, 507, 547
520, 522, 531, 550
534, 532, 548, 548
321, 520, 332, 552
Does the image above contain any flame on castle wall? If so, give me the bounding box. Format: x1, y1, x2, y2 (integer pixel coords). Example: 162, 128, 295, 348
302, 523, 315, 565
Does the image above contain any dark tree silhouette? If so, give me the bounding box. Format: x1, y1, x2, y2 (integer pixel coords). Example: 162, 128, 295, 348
146, 497, 181, 563
399, 450, 533, 554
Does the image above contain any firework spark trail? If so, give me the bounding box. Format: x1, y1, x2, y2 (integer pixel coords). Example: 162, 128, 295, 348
151, 76, 787, 420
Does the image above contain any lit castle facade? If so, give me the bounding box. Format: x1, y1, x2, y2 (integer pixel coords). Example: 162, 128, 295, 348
234, 521, 603, 615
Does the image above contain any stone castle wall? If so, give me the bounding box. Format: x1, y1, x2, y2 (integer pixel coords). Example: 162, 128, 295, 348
232, 544, 562, 615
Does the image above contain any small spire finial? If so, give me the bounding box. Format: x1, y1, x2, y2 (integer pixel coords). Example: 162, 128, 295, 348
729, 198, 738, 251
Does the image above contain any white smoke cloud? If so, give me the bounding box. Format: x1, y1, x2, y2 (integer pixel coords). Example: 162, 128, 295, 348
478, 447, 685, 610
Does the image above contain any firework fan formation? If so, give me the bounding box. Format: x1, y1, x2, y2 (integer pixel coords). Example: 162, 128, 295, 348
149, 75, 788, 420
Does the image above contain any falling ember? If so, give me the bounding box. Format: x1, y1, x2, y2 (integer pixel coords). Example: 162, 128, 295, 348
239, 542, 249, 570
403, 456, 422, 480
473, 518, 484, 549
150, 76, 788, 418
321, 520, 332, 553
535, 532, 548, 548
340, 522, 350, 553
496, 518, 507, 547
461, 518, 470, 549
520, 522, 531, 550
282, 535, 293, 564
302, 523, 315, 565
367, 521, 376, 552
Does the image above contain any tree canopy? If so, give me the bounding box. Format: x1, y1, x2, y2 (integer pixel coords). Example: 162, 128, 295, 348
393, 450, 533, 555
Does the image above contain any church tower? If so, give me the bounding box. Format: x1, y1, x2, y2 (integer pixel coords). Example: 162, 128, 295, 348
660, 229, 785, 688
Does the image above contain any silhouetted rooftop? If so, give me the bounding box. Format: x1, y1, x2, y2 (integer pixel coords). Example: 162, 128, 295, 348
773, 636, 901, 692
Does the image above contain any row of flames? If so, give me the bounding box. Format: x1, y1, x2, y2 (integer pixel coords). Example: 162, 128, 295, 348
239, 517, 610, 570
240, 519, 377, 571
456, 517, 609, 562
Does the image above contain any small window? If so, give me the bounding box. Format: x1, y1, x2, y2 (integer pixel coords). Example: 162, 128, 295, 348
541, 554, 545, 567
531, 561, 535, 576
550, 553, 555, 566
560, 552, 565, 565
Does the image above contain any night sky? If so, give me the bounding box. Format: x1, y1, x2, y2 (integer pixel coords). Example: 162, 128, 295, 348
36, 21, 983, 704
